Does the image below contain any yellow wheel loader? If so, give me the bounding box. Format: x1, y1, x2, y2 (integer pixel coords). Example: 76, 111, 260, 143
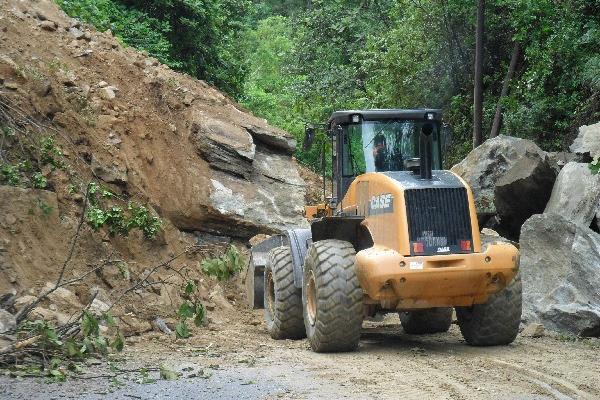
245, 109, 521, 352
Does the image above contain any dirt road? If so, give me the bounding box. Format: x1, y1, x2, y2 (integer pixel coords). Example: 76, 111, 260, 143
2, 309, 599, 400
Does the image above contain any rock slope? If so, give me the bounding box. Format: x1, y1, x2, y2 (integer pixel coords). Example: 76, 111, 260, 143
0, 0, 306, 241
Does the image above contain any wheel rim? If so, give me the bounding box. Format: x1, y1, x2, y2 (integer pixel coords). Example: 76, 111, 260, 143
266, 270, 275, 317
306, 271, 317, 326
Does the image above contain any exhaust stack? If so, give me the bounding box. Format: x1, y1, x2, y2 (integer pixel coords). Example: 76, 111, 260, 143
419, 123, 434, 180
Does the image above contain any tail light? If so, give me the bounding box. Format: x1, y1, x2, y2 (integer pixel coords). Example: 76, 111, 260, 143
412, 242, 424, 254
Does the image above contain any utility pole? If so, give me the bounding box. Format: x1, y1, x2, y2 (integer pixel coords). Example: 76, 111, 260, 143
473, 0, 485, 148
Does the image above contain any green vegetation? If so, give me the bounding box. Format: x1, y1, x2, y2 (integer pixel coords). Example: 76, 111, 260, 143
241, 0, 600, 167
175, 281, 206, 339
55, 0, 600, 168
200, 245, 245, 281
590, 159, 600, 175
85, 182, 162, 239
56, 0, 251, 96
8, 313, 124, 381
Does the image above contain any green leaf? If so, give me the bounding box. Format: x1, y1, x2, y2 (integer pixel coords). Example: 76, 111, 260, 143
175, 321, 190, 339
104, 312, 116, 327
159, 364, 180, 381
81, 311, 99, 337
184, 281, 196, 295
49, 368, 66, 382
63, 338, 82, 358
194, 304, 206, 327
178, 302, 194, 319
589, 160, 600, 175
111, 332, 125, 352
44, 327, 63, 346
95, 336, 108, 355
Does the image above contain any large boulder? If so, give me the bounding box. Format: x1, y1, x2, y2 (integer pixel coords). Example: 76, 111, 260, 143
520, 214, 600, 336
451, 135, 548, 220
570, 122, 600, 162
190, 114, 256, 179
494, 151, 556, 239
544, 162, 600, 228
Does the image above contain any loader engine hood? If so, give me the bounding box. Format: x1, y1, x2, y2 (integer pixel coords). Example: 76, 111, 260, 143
349, 170, 477, 257
381, 170, 465, 189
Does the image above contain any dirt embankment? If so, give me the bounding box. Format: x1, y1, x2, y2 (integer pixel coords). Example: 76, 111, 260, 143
0, 0, 310, 338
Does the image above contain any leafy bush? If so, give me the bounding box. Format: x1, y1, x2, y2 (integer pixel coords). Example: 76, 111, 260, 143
0, 134, 65, 188
200, 245, 245, 280
85, 183, 162, 239
0, 163, 22, 186
175, 281, 206, 339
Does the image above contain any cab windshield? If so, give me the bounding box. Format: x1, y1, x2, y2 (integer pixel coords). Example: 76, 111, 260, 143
341, 120, 441, 176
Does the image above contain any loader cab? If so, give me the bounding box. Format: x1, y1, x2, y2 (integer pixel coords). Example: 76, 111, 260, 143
328, 109, 446, 204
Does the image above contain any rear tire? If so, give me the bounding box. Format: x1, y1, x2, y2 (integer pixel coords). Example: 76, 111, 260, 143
456, 273, 522, 346
263, 247, 305, 340
303, 239, 363, 352
399, 308, 453, 334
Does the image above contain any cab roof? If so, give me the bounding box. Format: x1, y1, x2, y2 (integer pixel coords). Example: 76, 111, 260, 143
328, 109, 442, 126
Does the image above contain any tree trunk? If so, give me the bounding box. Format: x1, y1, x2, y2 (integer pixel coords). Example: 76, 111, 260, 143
490, 41, 520, 138
473, 0, 485, 148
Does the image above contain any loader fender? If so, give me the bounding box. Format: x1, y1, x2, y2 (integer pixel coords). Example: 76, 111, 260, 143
246, 235, 285, 308
311, 216, 374, 253
246, 229, 312, 307
284, 228, 313, 289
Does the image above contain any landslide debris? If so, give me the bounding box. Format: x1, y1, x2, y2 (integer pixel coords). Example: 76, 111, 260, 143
0, 0, 308, 348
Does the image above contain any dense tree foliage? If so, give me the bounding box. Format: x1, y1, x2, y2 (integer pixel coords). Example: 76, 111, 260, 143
57, 0, 251, 96
57, 0, 600, 169
242, 0, 600, 167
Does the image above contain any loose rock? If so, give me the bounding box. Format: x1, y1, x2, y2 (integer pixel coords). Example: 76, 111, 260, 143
520, 214, 600, 337
99, 86, 116, 100
544, 162, 600, 227
494, 150, 556, 239
521, 323, 545, 338
0, 309, 16, 333
570, 121, 600, 161
91, 156, 127, 184
68, 27, 84, 39
451, 135, 547, 221
44, 283, 84, 310
39, 20, 57, 31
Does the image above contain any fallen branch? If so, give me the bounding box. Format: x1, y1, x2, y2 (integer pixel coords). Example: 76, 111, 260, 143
107, 245, 200, 312
0, 335, 42, 355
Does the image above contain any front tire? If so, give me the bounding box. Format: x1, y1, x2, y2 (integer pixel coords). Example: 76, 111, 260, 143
400, 308, 453, 334
263, 247, 305, 339
456, 273, 522, 346
303, 239, 363, 352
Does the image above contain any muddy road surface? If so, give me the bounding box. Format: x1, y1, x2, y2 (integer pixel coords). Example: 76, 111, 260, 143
2, 309, 599, 400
